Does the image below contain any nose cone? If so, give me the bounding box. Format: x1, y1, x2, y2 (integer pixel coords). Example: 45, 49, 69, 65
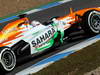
0, 31, 7, 43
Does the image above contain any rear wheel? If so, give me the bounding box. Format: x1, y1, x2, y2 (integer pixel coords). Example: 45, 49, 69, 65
81, 10, 100, 35
0, 48, 16, 72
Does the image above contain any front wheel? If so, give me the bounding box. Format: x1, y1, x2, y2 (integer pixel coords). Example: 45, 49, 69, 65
81, 10, 100, 35
0, 48, 16, 72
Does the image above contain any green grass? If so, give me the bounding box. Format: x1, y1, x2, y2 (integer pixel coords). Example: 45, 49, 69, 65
32, 40, 100, 75
0, 0, 62, 20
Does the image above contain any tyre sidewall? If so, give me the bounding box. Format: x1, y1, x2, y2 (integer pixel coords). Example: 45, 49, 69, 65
0, 48, 16, 72
88, 11, 100, 33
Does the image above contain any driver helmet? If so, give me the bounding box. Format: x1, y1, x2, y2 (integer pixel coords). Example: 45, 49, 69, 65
31, 20, 42, 27
52, 18, 59, 24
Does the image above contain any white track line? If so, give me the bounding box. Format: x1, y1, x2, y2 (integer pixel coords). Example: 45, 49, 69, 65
59, 0, 72, 3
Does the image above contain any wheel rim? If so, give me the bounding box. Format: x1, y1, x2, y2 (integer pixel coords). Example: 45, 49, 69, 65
2, 52, 13, 67
89, 12, 100, 33
1, 50, 16, 71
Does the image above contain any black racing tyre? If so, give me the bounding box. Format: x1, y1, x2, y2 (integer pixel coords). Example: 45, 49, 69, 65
0, 48, 16, 72
81, 10, 100, 35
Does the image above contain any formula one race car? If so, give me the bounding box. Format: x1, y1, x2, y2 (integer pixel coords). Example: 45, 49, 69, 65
0, 7, 100, 72
0, 14, 64, 72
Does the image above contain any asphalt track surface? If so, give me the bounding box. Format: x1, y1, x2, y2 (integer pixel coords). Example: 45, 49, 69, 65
1, 0, 100, 75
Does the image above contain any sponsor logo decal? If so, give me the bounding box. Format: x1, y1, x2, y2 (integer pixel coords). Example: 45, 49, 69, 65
31, 28, 55, 47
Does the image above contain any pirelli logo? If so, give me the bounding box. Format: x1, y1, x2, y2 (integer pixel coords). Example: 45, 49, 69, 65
31, 28, 55, 47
